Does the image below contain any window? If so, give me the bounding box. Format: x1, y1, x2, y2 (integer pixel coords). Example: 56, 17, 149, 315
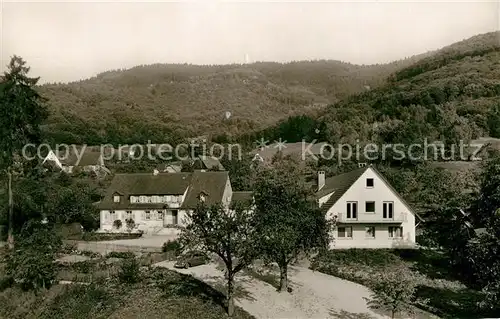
113, 195, 120, 203
157, 211, 163, 220
389, 226, 403, 238
130, 196, 138, 203
383, 202, 394, 219
365, 226, 375, 238
172, 210, 178, 225
147, 196, 152, 203
337, 226, 353, 238
126, 211, 132, 220
110, 211, 116, 221
366, 178, 374, 187
140, 196, 146, 203
145, 211, 151, 220
166, 195, 172, 202
365, 201, 375, 213
346, 202, 358, 219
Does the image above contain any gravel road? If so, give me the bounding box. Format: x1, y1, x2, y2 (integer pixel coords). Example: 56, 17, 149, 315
154, 260, 390, 319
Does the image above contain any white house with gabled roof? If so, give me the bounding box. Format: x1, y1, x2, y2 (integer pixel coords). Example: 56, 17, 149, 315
317, 165, 423, 249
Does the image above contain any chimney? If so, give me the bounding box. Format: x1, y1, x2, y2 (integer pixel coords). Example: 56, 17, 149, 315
318, 171, 325, 191
153, 169, 159, 176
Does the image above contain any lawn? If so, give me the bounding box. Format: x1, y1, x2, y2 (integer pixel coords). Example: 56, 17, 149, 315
0, 267, 254, 319
311, 248, 494, 319
0, 246, 253, 319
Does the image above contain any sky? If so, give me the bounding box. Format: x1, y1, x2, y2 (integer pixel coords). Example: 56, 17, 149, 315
1, 0, 499, 84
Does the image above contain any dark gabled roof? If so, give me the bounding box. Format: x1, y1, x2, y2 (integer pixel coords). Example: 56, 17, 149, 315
250, 142, 331, 162
193, 156, 225, 171
316, 166, 368, 203
317, 165, 424, 222
231, 191, 253, 205
181, 171, 229, 209
98, 173, 192, 209
59, 150, 103, 166
111, 173, 191, 195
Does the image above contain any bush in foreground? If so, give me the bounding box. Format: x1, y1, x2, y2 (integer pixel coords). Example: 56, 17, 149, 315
117, 257, 141, 284
6, 221, 62, 291
162, 240, 182, 256
366, 267, 417, 319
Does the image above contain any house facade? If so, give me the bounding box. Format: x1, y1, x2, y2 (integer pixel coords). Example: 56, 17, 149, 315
317, 166, 422, 249
98, 171, 244, 235
42, 149, 109, 175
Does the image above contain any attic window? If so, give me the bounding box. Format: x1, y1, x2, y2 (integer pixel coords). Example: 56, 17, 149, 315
199, 193, 206, 202
366, 178, 374, 188
113, 195, 120, 203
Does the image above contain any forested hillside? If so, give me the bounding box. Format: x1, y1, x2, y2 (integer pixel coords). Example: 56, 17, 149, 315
38, 57, 427, 145
252, 32, 500, 146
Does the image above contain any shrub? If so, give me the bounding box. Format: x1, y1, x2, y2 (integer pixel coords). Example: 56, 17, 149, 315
60, 243, 77, 254
116, 257, 140, 284
0, 276, 14, 292
106, 251, 135, 259
72, 261, 97, 274
113, 219, 123, 230
79, 250, 101, 258
6, 220, 62, 291
39, 283, 114, 318
312, 249, 402, 269
81, 232, 142, 241
162, 240, 182, 256
125, 218, 135, 232
366, 267, 417, 319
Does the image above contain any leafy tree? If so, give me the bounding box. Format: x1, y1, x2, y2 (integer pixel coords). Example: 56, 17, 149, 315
464, 210, 500, 311
366, 267, 417, 319
6, 219, 62, 291
220, 153, 254, 191
252, 156, 332, 292
179, 202, 258, 316
0, 56, 48, 248
476, 153, 500, 225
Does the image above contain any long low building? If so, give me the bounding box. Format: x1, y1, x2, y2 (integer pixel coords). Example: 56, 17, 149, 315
98, 165, 421, 249
97, 170, 251, 235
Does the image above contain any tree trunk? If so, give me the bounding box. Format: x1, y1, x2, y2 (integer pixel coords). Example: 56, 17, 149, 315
279, 264, 288, 292
7, 169, 14, 249
227, 273, 235, 317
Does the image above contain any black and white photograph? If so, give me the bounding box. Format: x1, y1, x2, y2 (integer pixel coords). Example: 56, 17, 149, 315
0, 0, 499, 318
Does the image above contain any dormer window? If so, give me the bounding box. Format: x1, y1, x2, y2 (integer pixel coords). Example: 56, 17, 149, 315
198, 192, 207, 202
113, 195, 120, 203
366, 178, 374, 188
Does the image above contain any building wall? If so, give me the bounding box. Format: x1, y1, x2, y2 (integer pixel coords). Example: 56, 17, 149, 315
222, 177, 233, 208
43, 151, 63, 169
325, 167, 416, 249
331, 224, 415, 249
100, 209, 189, 233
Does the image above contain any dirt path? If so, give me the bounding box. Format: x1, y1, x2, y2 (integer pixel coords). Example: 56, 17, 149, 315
154, 261, 389, 319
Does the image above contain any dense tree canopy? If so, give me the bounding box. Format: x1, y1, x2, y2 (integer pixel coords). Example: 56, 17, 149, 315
250, 32, 500, 148
252, 156, 332, 291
